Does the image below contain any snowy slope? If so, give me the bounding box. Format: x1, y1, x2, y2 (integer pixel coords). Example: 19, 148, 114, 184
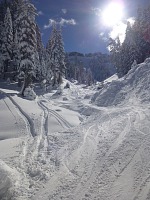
0, 58, 150, 200
92, 59, 150, 106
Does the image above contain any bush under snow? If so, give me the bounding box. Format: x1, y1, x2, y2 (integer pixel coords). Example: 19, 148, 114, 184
24, 87, 36, 100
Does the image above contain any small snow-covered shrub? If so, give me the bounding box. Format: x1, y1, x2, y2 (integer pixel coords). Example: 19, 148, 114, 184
97, 82, 104, 90
63, 97, 68, 101
40, 79, 46, 89
64, 82, 70, 89
24, 87, 36, 100
56, 85, 63, 95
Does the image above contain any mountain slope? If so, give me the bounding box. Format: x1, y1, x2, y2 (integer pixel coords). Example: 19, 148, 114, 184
0, 58, 150, 200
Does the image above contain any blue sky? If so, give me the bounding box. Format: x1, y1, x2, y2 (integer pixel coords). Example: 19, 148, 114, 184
0, 0, 148, 54
30, 0, 150, 53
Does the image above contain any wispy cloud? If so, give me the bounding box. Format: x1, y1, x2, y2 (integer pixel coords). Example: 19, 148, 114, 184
44, 18, 77, 29
62, 9, 67, 14
60, 18, 76, 26
44, 19, 56, 29
38, 11, 44, 16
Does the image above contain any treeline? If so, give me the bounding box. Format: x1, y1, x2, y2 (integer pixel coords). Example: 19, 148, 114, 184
66, 52, 115, 84
109, 6, 150, 77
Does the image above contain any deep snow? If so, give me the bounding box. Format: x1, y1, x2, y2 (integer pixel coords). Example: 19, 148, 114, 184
0, 58, 150, 200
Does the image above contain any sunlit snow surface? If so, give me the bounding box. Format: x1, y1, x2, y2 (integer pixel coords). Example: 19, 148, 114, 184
0, 59, 150, 200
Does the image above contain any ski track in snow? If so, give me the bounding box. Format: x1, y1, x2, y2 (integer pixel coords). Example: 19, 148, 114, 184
39, 99, 73, 129
0, 92, 76, 199
1, 67, 150, 200
36, 103, 150, 200
0, 90, 36, 137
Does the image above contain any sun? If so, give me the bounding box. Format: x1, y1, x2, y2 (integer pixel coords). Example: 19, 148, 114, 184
102, 2, 124, 27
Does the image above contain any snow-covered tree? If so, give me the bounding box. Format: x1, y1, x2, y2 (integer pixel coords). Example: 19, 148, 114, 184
14, 0, 37, 95
56, 27, 66, 83
109, 6, 150, 77
12, 30, 20, 71
35, 24, 45, 80
1, 7, 13, 74
46, 23, 66, 87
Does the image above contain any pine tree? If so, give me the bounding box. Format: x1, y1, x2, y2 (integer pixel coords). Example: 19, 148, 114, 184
12, 30, 20, 71
46, 23, 66, 87
56, 27, 66, 83
86, 68, 93, 86
35, 24, 47, 80
46, 23, 57, 85
1, 7, 13, 75
14, 0, 37, 95
108, 37, 122, 77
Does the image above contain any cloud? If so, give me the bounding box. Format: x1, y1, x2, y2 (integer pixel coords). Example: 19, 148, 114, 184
109, 22, 127, 43
44, 19, 56, 29
38, 11, 44, 16
44, 18, 77, 29
59, 18, 76, 26
62, 9, 67, 14
109, 18, 135, 44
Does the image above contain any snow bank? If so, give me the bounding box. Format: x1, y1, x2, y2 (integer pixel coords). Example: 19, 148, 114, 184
92, 58, 150, 106
0, 160, 19, 200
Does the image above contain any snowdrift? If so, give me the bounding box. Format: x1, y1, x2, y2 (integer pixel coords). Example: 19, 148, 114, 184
0, 160, 19, 200
92, 58, 150, 106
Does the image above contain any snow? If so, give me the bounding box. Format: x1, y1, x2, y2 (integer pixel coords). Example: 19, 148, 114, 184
0, 58, 150, 200
92, 61, 150, 106
0, 160, 20, 200
23, 87, 36, 100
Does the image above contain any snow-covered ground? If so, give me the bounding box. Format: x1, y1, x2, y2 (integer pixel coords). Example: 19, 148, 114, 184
0, 58, 150, 200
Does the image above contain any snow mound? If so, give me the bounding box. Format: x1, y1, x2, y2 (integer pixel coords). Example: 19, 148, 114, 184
24, 87, 36, 100
92, 59, 150, 106
0, 160, 19, 200
103, 73, 118, 84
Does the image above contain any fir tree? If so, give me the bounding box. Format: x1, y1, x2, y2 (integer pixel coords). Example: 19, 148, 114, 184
46, 23, 66, 86
2, 7, 13, 74
14, 0, 37, 95
35, 24, 47, 80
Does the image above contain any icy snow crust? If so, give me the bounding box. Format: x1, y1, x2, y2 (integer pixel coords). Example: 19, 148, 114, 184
0, 59, 150, 200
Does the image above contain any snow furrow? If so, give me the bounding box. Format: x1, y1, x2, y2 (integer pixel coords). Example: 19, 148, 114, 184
8, 95, 37, 137
39, 100, 72, 129
0, 90, 36, 137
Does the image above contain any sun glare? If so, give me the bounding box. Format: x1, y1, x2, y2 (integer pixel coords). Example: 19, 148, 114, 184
102, 2, 124, 27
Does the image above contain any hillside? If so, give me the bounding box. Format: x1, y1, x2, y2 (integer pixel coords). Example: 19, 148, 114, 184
0, 58, 150, 200
67, 52, 116, 82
